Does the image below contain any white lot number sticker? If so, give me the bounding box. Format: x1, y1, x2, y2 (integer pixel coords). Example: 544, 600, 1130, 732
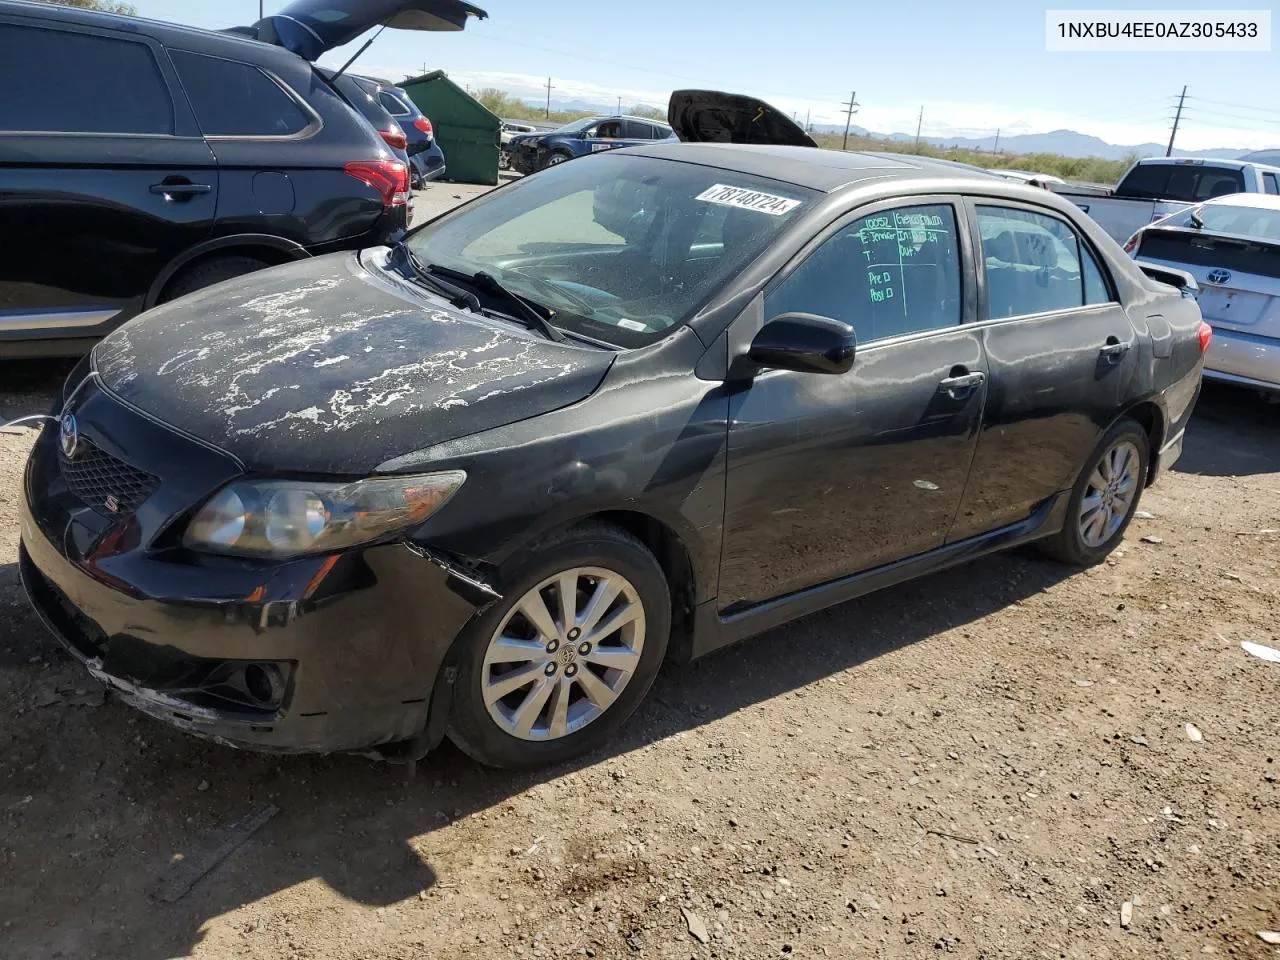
695, 184, 802, 216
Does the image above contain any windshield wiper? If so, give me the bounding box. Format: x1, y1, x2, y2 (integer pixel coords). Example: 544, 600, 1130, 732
389, 241, 482, 312
426, 264, 566, 343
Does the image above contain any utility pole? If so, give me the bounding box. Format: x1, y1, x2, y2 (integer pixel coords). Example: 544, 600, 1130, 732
1166, 84, 1187, 156
993, 128, 1000, 153
258, 0, 263, 18
804, 107, 810, 132
913, 106, 924, 153
545, 77, 553, 119
840, 90, 859, 151
617, 96, 622, 113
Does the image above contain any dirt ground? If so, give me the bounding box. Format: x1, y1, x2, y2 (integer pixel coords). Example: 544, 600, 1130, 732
2, 359, 1279, 956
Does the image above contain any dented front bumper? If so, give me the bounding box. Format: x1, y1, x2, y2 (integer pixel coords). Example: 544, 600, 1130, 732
18, 390, 482, 754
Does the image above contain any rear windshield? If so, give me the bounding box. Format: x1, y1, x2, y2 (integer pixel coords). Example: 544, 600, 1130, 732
1117, 163, 1245, 202
1167, 203, 1280, 242
407, 154, 815, 347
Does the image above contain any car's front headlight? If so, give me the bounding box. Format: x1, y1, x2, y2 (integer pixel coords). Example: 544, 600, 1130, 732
183, 472, 466, 558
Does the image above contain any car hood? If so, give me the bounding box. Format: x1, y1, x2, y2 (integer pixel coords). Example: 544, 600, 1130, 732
236, 0, 487, 61
668, 90, 817, 148
91, 254, 614, 475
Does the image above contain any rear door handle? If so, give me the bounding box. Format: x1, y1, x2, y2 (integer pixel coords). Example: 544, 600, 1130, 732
150, 181, 212, 200
938, 371, 986, 399
1099, 337, 1132, 362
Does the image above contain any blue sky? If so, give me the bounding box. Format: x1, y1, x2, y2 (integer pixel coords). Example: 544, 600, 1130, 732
132, 0, 1280, 149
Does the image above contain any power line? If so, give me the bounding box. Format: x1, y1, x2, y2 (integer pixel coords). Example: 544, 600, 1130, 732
1185, 96, 1280, 119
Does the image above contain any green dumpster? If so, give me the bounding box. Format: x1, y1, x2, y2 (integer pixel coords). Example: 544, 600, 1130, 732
400, 71, 501, 186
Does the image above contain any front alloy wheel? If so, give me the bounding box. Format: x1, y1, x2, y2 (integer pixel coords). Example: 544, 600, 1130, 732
481, 568, 645, 741
446, 524, 670, 769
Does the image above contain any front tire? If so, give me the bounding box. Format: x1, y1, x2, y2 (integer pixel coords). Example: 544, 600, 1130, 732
447, 524, 670, 770
1038, 417, 1150, 566
543, 150, 572, 168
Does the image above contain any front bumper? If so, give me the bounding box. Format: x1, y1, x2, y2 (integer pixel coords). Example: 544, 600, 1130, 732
19, 382, 481, 753
1204, 328, 1280, 393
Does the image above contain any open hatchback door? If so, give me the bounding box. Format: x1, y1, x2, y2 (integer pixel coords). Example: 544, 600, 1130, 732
241, 0, 487, 61
668, 90, 817, 148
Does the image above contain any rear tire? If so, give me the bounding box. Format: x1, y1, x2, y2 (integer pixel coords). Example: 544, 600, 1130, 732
1037, 417, 1150, 566
446, 524, 670, 770
160, 255, 270, 303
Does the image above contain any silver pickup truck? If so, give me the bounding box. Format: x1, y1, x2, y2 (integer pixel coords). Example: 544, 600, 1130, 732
1057, 157, 1280, 244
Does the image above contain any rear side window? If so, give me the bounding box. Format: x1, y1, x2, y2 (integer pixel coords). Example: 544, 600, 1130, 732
171, 51, 309, 137
977, 206, 1113, 318
1116, 164, 1171, 200
1165, 166, 1245, 203
1264, 172, 1280, 195
766, 204, 963, 344
379, 91, 411, 117
0, 24, 172, 135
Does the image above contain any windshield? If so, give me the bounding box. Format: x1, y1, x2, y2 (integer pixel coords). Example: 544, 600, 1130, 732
406, 154, 814, 346
550, 117, 597, 135
1174, 203, 1280, 242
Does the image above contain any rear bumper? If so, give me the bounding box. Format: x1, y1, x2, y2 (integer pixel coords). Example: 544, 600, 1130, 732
1204, 328, 1280, 393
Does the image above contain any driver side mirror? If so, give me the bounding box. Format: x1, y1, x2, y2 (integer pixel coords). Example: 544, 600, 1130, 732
747, 313, 857, 375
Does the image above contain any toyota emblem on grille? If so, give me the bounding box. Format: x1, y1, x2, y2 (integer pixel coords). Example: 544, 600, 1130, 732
1207, 269, 1232, 285
59, 414, 79, 459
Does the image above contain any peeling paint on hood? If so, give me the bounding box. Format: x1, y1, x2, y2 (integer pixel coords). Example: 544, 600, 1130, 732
93, 253, 614, 474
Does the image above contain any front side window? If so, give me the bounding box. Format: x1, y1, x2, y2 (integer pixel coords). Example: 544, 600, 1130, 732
765, 204, 962, 344
408, 154, 813, 347
1263, 172, 1279, 196
978, 206, 1114, 318
0, 24, 172, 135
171, 51, 309, 137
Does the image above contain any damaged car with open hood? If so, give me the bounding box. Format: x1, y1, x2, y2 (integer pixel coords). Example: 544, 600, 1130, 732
17, 90, 1210, 769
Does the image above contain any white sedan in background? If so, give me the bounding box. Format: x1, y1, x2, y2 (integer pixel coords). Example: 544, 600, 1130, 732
1127, 192, 1280, 398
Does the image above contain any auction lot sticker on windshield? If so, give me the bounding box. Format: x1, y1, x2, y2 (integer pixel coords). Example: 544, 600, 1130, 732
696, 184, 802, 216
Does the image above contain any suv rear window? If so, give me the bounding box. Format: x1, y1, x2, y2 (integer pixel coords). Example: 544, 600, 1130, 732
1116, 164, 1171, 200
0, 24, 172, 135
379, 91, 412, 117
171, 51, 310, 138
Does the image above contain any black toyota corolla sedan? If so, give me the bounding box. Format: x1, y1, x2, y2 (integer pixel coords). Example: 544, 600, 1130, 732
18, 95, 1210, 769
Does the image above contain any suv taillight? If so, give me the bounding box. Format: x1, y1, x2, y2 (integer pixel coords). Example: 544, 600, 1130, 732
413, 117, 434, 138
344, 160, 410, 207
380, 128, 408, 151
1122, 233, 1140, 255
1198, 321, 1213, 354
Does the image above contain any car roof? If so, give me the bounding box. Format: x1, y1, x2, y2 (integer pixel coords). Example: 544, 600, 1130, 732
1136, 156, 1280, 173
0, 0, 301, 65
624, 141, 1007, 193
1203, 192, 1280, 211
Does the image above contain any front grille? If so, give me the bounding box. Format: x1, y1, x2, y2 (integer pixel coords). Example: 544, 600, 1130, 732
61, 439, 158, 518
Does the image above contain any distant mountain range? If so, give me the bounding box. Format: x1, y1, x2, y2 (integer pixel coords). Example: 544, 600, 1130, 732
529, 97, 1272, 161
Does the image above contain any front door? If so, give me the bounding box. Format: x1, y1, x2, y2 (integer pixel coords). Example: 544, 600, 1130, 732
949, 200, 1139, 541
718, 199, 987, 610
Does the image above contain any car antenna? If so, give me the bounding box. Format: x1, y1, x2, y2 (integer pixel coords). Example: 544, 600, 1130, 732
330, 23, 388, 82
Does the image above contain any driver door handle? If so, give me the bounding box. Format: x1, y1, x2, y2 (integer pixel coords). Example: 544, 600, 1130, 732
938, 371, 985, 400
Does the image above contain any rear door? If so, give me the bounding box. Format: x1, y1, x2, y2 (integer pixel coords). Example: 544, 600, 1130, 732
719, 198, 988, 608
0, 17, 218, 350
949, 199, 1139, 541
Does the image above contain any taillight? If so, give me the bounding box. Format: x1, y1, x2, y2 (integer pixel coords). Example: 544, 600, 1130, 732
1198, 321, 1213, 354
344, 160, 410, 207
413, 117, 434, 138
1122, 233, 1140, 255
380, 128, 408, 151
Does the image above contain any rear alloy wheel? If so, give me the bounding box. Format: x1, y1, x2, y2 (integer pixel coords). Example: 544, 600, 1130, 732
447, 526, 669, 769
1038, 418, 1150, 566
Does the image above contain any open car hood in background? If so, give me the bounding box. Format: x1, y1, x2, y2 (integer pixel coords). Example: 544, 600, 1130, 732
667, 90, 818, 148
236, 0, 487, 61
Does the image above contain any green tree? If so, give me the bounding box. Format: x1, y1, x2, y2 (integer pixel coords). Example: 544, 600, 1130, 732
627, 104, 666, 121
31, 0, 137, 13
